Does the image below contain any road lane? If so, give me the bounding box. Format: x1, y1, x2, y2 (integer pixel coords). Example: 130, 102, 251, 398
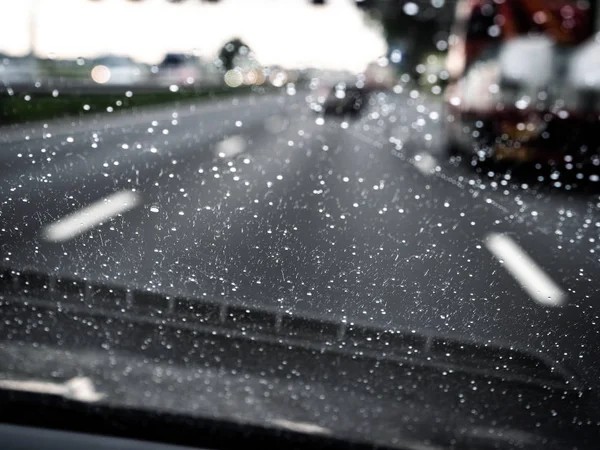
0, 92, 292, 184
0, 93, 298, 237
0, 92, 286, 145
1, 89, 600, 389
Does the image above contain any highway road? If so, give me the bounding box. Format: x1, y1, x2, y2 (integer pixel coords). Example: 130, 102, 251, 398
1, 88, 600, 389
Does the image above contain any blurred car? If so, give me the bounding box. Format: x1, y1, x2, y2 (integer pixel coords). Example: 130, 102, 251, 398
323, 84, 367, 116
309, 81, 367, 116
155, 53, 202, 86
444, 0, 599, 167
0, 56, 37, 85
90, 56, 146, 85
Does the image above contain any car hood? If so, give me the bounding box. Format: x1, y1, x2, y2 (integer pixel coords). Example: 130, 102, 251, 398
1, 268, 599, 449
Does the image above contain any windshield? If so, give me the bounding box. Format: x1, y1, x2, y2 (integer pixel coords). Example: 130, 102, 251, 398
1, 1, 599, 449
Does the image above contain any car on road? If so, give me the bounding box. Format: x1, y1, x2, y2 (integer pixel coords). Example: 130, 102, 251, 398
444, 0, 600, 168
322, 83, 367, 116
90, 55, 147, 85
155, 53, 203, 87
309, 80, 367, 116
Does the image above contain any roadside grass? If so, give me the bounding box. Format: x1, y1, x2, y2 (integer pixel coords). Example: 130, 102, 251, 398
0, 85, 258, 125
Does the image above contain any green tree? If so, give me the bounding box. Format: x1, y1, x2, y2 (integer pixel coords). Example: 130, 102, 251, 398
359, 2, 453, 77
218, 38, 250, 71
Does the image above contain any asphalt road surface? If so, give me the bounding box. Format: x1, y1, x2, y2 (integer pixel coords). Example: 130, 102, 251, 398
1, 88, 599, 388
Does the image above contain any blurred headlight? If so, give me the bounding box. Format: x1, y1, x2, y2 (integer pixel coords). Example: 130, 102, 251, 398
91, 65, 111, 84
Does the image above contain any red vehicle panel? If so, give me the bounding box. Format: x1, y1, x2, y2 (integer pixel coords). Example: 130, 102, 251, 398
445, 0, 600, 165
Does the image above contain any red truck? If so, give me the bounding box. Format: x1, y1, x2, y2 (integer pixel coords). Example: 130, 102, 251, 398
444, 0, 600, 168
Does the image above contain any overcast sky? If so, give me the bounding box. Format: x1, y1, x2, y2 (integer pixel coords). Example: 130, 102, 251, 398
0, 0, 386, 72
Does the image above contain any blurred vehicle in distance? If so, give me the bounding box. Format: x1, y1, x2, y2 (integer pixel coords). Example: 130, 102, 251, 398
155, 53, 222, 87
444, 0, 600, 168
323, 83, 366, 116
0, 55, 38, 85
90, 55, 147, 85
308, 76, 367, 117
156, 53, 199, 86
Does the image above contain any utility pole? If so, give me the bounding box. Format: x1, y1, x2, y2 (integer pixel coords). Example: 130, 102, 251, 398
27, 0, 40, 82
28, 0, 39, 57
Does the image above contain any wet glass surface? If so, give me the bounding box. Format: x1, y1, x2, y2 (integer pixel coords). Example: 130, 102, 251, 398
0, 1, 599, 448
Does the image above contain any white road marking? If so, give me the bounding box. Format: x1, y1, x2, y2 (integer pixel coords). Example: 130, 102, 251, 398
413, 152, 437, 175
215, 135, 246, 158
0, 377, 103, 402
485, 233, 566, 307
42, 190, 141, 242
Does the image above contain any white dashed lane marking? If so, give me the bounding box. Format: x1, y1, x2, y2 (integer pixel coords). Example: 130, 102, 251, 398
215, 135, 246, 158
485, 232, 566, 307
413, 152, 438, 175
41, 190, 141, 243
